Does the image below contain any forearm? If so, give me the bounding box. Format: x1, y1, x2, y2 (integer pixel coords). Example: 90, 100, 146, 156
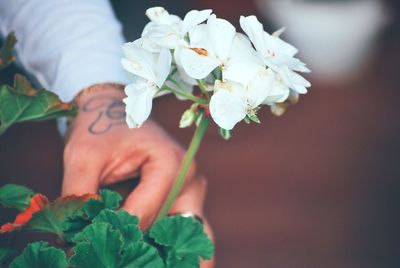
0, 0, 129, 102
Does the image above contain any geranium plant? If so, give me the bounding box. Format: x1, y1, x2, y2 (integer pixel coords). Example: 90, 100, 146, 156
0, 6, 310, 268
0, 185, 213, 268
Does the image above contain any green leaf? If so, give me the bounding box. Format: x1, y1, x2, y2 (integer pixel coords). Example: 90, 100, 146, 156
62, 211, 91, 242
120, 242, 164, 268
10, 241, 67, 268
101, 189, 123, 210
148, 216, 214, 268
25, 195, 97, 235
83, 190, 122, 219
0, 76, 76, 135
82, 199, 105, 219
0, 32, 17, 70
166, 253, 199, 268
0, 247, 16, 266
0, 184, 35, 211
70, 222, 123, 268
219, 128, 232, 140
93, 209, 142, 244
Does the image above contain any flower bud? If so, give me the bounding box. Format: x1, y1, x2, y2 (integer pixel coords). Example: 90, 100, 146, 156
270, 103, 287, 116
179, 109, 196, 128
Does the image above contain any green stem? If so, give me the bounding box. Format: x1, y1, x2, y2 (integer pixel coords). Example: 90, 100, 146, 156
156, 112, 210, 219
197, 79, 210, 98
162, 84, 208, 105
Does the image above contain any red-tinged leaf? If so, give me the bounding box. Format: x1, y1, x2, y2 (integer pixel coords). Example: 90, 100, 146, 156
59, 193, 99, 203
13, 74, 37, 96
0, 76, 77, 135
24, 194, 99, 235
0, 194, 48, 233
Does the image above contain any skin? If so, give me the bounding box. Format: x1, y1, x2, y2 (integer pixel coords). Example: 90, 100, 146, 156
62, 84, 215, 267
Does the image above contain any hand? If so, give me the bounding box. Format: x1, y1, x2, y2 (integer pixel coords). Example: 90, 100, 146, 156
61, 84, 214, 267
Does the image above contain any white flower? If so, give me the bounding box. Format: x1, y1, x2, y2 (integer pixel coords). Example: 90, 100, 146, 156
123, 78, 157, 128
209, 69, 276, 130
178, 15, 263, 84
278, 66, 311, 94
209, 80, 246, 130
140, 7, 212, 51
239, 15, 308, 72
139, 7, 212, 91
240, 15, 311, 94
121, 42, 172, 127
262, 69, 290, 104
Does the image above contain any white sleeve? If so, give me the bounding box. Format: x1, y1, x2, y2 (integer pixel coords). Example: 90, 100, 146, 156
0, 0, 130, 102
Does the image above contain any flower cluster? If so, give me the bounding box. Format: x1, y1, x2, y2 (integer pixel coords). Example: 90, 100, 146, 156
121, 7, 310, 132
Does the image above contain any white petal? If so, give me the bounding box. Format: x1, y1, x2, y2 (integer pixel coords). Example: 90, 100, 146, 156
121, 42, 157, 82
177, 65, 197, 86
188, 24, 214, 53
262, 70, 290, 104
264, 32, 298, 57
142, 22, 180, 49
174, 48, 197, 85
207, 14, 236, 62
229, 33, 262, 64
178, 47, 219, 79
181, 9, 212, 36
272, 27, 286, 37
145, 7, 176, 25
286, 57, 311, 73
155, 48, 172, 88
247, 68, 275, 108
280, 67, 310, 94
123, 81, 157, 128
133, 36, 161, 53
265, 53, 309, 74
224, 33, 264, 85
209, 80, 246, 130
239, 15, 265, 53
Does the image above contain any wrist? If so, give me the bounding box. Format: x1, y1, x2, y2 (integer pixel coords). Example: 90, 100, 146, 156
73, 83, 125, 106
65, 83, 126, 138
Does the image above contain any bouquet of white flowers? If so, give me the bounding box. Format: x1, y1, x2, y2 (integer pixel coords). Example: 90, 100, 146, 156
122, 7, 310, 131
121, 7, 311, 219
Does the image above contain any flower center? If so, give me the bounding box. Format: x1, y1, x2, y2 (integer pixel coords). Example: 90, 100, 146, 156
191, 48, 208, 56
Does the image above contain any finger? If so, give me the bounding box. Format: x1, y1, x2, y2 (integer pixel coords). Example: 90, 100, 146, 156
99, 150, 144, 186
61, 145, 102, 196
170, 176, 215, 268
122, 148, 190, 230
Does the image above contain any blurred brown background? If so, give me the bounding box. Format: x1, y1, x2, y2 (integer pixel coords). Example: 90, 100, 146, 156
1, 0, 400, 267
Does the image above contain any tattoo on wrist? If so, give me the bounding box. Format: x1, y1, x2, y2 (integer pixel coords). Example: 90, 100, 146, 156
82, 95, 126, 135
